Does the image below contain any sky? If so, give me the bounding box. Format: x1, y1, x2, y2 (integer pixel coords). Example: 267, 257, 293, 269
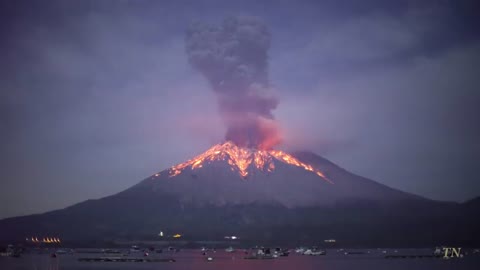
1, 0, 479, 219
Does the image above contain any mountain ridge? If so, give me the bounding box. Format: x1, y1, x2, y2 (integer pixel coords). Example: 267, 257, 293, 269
0, 149, 478, 246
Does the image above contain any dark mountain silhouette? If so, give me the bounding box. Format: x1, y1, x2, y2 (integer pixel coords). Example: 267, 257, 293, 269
0, 150, 478, 247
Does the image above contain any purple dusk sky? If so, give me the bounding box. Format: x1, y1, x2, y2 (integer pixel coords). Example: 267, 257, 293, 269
1, 0, 479, 219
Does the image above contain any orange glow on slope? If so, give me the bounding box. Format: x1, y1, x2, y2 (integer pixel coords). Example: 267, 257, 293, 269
167, 142, 332, 183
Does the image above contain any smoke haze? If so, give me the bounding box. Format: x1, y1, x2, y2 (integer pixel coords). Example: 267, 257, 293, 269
185, 16, 281, 149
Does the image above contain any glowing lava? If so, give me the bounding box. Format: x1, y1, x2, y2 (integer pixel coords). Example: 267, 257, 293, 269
167, 142, 332, 183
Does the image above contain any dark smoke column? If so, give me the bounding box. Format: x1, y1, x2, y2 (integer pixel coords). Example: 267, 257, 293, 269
186, 16, 281, 149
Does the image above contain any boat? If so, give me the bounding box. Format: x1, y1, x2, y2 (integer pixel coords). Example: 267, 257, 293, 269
166, 246, 180, 252
295, 247, 307, 254
311, 250, 326, 256
225, 246, 235, 253
274, 247, 290, 257
303, 248, 326, 256
244, 247, 276, 259
200, 247, 213, 253
130, 246, 141, 253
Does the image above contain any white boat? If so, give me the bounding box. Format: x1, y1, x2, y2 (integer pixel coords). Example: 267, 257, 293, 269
295, 247, 306, 253
225, 246, 235, 253
311, 250, 326, 256
303, 249, 312, 255
304, 248, 326, 256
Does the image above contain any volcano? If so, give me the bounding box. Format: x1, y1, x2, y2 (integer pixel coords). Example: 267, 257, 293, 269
0, 143, 478, 246
140, 141, 419, 207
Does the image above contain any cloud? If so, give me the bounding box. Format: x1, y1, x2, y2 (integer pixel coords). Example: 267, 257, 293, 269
276, 40, 480, 201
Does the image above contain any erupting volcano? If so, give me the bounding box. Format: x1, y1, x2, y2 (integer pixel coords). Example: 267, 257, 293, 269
168, 141, 332, 183
1, 138, 477, 246
1, 15, 478, 248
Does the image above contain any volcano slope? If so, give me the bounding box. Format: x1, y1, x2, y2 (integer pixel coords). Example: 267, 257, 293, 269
0, 143, 478, 246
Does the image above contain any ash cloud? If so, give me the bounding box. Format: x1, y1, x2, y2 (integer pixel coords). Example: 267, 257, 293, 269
185, 16, 281, 149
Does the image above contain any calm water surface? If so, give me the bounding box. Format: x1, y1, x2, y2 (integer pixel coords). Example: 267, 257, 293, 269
1, 249, 479, 270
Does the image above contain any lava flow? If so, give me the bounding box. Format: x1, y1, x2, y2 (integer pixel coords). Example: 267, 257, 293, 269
167, 142, 333, 184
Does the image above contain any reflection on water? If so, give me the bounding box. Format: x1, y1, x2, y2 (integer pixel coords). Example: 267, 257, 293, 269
1, 249, 479, 270
48, 257, 59, 270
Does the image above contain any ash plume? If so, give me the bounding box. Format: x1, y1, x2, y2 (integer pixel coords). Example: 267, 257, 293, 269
185, 16, 281, 149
